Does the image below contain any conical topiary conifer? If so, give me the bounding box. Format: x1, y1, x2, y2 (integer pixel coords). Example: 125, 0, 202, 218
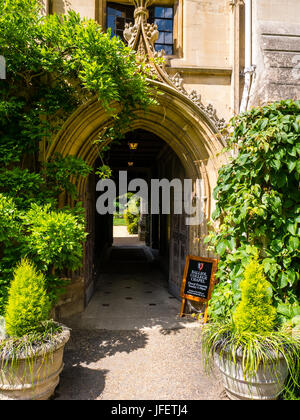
5, 259, 51, 337
233, 255, 276, 335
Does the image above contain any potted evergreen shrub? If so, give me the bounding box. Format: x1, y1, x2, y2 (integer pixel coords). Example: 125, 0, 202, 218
201, 256, 300, 400
0, 259, 70, 400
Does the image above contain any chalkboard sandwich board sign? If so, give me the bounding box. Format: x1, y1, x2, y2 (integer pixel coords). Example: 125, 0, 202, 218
179, 255, 218, 323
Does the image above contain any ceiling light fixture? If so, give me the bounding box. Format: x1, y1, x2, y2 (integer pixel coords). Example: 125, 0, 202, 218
128, 142, 139, 150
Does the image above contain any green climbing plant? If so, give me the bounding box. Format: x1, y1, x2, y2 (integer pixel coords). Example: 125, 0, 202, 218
206, 100, 300, 323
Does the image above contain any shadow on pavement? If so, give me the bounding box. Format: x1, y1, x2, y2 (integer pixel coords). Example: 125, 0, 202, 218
54, 329, 149, 400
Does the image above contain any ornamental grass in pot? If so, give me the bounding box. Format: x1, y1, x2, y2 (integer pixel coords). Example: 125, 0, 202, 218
201, 256, 300, 400
0, 259, 70, 400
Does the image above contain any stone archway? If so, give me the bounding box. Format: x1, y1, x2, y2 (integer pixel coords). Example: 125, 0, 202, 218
48, 79, 227, 200
48, 79, 228, 316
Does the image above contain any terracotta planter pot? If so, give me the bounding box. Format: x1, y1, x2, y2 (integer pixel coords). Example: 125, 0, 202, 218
0, 325, 70, 400
215, 347, 288, 400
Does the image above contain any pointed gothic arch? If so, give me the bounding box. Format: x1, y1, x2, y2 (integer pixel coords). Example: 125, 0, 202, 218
47, 79, 227, 194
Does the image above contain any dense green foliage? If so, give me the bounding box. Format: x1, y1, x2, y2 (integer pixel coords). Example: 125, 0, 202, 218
22, 204, 87, 272
0, 0, 154, 320
0, 169, 49, 210
44, 155, 92, 200
0, 0, 154, 165
233, 256, 276, 334
0, 0, 154, 198
124, 197, 140, 235
5, 259, 51, 337
0, 194, 87, 314
206, 100, 300, 324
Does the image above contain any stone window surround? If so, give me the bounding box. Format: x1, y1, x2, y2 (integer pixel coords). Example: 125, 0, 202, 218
96, 0, 184, 58
46, 0, 183, 57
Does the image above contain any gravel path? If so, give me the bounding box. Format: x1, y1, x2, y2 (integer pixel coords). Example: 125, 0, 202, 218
54, 327, 227, 400
54, 246, 228, 401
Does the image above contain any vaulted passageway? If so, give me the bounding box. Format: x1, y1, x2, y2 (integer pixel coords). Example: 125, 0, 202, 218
81, 128, 192, 326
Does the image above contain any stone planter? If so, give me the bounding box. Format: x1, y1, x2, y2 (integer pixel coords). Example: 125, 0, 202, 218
215, 347, 289, 400
0, 324, 70, 400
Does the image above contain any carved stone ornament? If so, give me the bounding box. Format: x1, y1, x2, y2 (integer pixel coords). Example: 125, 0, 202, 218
229, 0, 245, 7
124, 0, 227, 131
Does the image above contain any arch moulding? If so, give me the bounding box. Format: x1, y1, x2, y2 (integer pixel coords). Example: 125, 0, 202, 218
47, 79, 228, 207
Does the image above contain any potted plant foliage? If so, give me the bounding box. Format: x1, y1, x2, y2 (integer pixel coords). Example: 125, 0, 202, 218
0, 259, 70, 400
201, 255, 300, 400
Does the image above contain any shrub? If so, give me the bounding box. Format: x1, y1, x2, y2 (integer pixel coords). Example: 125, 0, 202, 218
124, 212, 139, 234
0, 194, 19, 243
5, 259, 51, 337
0, 158, 92, 210
233, 255, 276, 334
124, 196, 140, 235
0, 194, 23, 315
0, 168, 51, 210
22, 204, 87, 272
0, 198, 87, 314
128, 219, 139, 235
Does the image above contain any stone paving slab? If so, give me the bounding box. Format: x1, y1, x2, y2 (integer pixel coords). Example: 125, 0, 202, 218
113, 226, 144, 246
64, 251, 197, 331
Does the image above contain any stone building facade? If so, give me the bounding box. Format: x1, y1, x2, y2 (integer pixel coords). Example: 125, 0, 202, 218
43, 0, 300, 123
41, 0, 300, 317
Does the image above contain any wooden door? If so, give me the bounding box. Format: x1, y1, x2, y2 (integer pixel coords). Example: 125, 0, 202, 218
168, 158, 189, 298
169, 212, 189, 298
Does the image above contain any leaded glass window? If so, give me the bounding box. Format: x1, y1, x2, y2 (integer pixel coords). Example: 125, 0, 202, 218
106, 2, 134, 41
149, 7, 174, 55
106, 3, 174, 56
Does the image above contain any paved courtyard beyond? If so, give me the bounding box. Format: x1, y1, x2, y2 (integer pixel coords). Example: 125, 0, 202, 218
56, 231, 226, 400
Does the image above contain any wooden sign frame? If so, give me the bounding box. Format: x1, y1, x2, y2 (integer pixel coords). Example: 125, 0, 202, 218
179, 255, 218, 323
